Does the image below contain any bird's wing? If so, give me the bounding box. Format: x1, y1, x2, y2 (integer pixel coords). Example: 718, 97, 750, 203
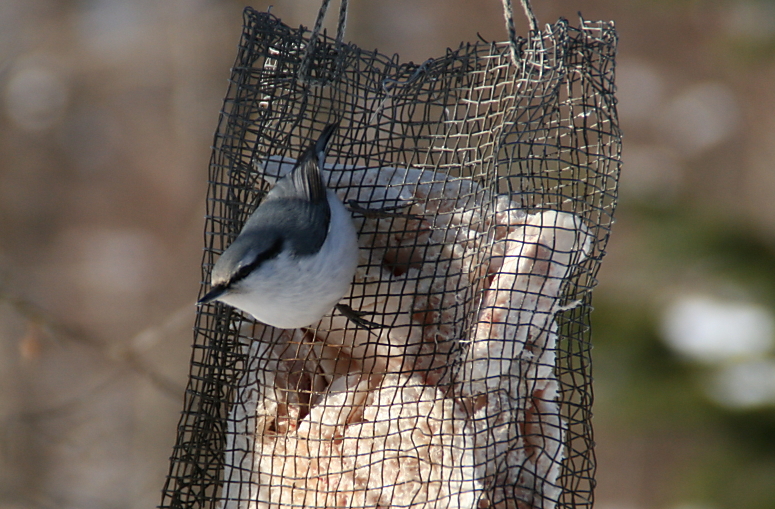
268, 123, 338, 204
248, 199, 329, 256
288, 151, 328, 204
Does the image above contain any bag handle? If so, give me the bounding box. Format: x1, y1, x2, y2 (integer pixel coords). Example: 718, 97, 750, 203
299, 0, 349, 84
300, 0, 537, 82
502, 0, 539, 64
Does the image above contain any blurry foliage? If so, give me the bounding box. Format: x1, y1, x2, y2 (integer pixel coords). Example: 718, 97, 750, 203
633, 202, 775, 303
592, 199, 775, 508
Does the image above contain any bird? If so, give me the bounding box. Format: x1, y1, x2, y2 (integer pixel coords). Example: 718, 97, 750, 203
198, 123, 361, 329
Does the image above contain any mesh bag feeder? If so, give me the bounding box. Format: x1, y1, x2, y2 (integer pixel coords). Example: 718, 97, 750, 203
161, 3, 620, 508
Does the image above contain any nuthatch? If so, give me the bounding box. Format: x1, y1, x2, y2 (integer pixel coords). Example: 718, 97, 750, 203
199, 123, 360, 329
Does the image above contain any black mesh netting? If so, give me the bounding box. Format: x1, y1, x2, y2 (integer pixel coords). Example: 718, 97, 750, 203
161, 6, 620, 509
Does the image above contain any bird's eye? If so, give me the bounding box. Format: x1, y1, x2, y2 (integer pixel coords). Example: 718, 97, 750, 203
232, 264, 254, 283
228, 238, 284, 286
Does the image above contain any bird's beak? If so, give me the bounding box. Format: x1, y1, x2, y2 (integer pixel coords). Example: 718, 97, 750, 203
198, 285, 227, 305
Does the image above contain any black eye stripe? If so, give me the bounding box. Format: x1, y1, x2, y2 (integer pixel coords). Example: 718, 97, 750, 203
227, 237, 284, 287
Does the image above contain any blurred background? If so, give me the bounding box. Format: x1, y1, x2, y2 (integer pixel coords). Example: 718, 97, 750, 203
1, 1, 774, 508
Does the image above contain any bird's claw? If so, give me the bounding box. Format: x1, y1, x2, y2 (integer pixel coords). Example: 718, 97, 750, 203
346, 199, 423, 221
335, 303, 382, 334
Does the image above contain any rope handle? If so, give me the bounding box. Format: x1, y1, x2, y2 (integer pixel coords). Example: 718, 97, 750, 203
299, 0, 537, 81
298, 0, 349, 84
502, 0, 539, 64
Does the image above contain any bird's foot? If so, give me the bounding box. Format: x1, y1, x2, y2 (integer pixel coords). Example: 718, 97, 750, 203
346, 199, 423, 221
335, 303, 382, 334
